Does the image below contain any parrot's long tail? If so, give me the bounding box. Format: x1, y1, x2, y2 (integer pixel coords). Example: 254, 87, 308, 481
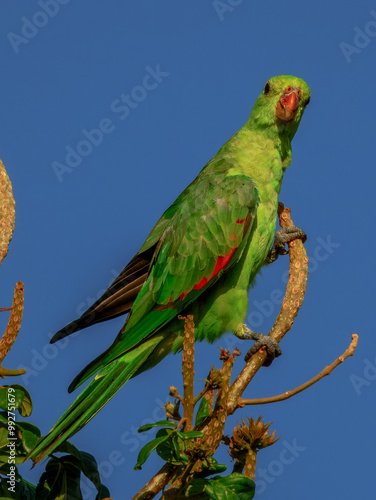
26, 336, 164, 465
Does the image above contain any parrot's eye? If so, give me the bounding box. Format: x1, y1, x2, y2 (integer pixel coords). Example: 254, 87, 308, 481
306, 97, 311, 106
264, 82, 271, 95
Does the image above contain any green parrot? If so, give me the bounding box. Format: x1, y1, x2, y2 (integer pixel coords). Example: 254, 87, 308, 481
28, 75, 311, 464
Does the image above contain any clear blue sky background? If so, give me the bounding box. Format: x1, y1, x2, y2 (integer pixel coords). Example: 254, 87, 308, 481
0, 1, 374, 498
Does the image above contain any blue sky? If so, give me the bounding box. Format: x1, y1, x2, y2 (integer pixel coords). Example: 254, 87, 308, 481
0, 1, 375, 498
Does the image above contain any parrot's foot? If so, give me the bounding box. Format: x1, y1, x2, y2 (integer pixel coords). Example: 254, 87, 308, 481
266, 226, 307, 264
236, 326, 282, 367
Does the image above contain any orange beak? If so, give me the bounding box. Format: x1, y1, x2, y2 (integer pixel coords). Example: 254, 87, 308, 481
276, 88, 300, 122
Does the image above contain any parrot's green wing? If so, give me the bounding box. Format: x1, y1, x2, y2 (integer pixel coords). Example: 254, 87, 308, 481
71, 170, 260, 389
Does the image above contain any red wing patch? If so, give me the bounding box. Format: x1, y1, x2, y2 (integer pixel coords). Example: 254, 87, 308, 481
170, 246, 237, 302
194, 247, 236, 290
168, 214, 248, 303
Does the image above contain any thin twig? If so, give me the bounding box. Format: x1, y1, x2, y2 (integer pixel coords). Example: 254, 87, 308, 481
193, 381, 211, 405
240, 334, 359, 406
175, 417, 187, 430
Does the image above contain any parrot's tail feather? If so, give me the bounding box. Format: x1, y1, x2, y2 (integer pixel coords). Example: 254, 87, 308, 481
26, 336, 164, 465
50, 318, 87, 343
68, 344, 112, 393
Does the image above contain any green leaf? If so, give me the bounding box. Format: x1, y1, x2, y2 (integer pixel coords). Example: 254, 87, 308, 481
10, 385, 33, 417
20, 430, 39, 454
95, 484, 111, 500
36, 456, 83, 500
80, 454, 111, 499
184, 478, 210, 498
33, 449, 110, 499
53, 440, 81, 460
0, 461, 18, 478
197, 457, 227, 478
79, 451, 102, 491
0, 432, 26, 465
0, 388, 8, 411
195, 397, 210, 427
0, 454, 24, 465
0, 473, 36, 500
185, 473, 255, 499
155, 428, 174, 438
209, 473, 256, 500
0, 386, 32, 417
16, 422, 41, 435
134, 434, 171, 470
172, 435, 189, 464
15, 422, 41, 454
155, 430, 189, 466
176, 431, 204, 440
156, 437, 180, 465
0, 426, 9, 449
137, 420, 176, 433
172, 434, 184, 459
19, 479, 36, 500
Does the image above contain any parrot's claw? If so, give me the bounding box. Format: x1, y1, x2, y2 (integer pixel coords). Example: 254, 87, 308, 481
266, 226, 307, 264
236, 326, 282, 366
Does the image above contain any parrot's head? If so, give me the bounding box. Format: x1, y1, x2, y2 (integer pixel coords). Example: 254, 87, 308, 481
249, 75, 311, 141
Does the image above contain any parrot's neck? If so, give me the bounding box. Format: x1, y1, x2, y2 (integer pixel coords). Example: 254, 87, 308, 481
224, 126, 292, 204
245, 111, 300, 169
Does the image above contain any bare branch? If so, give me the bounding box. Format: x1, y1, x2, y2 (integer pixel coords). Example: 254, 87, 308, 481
240, 334, 359, 406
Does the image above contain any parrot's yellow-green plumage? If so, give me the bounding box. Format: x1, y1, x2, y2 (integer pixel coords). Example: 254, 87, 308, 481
28, 75, 311, 464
